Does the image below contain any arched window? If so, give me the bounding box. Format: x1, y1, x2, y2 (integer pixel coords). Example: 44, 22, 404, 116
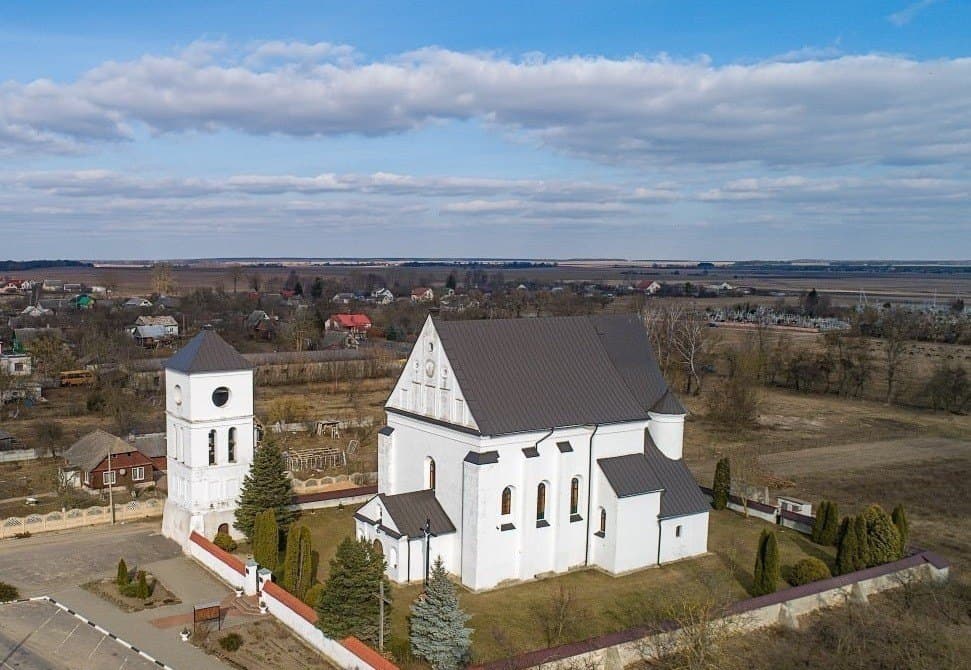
570, 478, 580, 516
208, 430, 216, 465
501, 487, 512, 516
427, 458, 437, 490
228, 427, 237, 463
536, 483, 547, 521
599, 508, 607, 536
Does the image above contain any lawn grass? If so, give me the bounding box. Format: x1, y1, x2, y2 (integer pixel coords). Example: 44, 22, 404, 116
297, 506, 835, 664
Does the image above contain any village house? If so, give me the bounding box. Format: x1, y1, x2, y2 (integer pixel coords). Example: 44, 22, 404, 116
41, 279, 64, 292
62, 430, 157, 491
124, 297, 153, 308
370, 288, 395, 304
331, 292, 358, 305
636, 280, 663, 295
325, 313, 372, 339
19, 304, 53, 318
133, 315, 179, 337
355, 314, 709, 591
0, 279, 33, 294
410, 287, 434, 303
0, 344, 32, 376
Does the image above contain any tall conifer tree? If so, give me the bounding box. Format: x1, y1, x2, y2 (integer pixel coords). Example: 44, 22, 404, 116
712, 458, 731, 510
252, 509, 279, 570
234, 440, 296, 540
410, 558, 472, 670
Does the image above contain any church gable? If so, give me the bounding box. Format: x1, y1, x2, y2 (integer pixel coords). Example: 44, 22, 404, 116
385, 316, 479, 432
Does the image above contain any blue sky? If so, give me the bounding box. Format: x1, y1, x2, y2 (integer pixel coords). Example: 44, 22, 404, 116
1, 0, 968, 260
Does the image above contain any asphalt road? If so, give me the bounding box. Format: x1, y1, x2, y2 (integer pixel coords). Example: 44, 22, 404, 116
0, 600, 161, 670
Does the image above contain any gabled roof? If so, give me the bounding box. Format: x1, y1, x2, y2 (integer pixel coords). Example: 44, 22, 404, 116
135, 315, 177, 327
64, 430, 135, 472
130, 433, 166, 458
329, 313, 372, 328
165, 328, 252, 374
377, 490, 455, 537
431, 314, 683, 436
598, 444, 710, 519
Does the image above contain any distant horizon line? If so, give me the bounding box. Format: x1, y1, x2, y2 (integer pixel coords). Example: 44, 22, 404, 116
7, 257, 970, 266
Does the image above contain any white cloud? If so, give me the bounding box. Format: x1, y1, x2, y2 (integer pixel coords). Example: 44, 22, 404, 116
888, 0, 941, 26
1, 41, 969, 170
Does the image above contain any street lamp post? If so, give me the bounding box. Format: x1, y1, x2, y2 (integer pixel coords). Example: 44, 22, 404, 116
422, 518, 432, 587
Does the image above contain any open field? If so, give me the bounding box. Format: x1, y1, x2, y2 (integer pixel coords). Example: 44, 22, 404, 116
20, 262, 971, 302
298, 506, 834, 665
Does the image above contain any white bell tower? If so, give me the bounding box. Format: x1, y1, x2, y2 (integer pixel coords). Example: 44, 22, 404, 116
161, 328, 255, 548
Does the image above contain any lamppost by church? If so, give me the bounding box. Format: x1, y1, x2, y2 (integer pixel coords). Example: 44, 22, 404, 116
422, 518, 432, 586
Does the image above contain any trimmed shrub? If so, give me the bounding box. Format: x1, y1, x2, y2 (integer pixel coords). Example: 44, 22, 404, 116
836, 517, 857, 575
135, 571, 151, 599
218, 632, 243, 652
820, 501, 840, 546
862, 504, 901, 566
787, 558, 832, 586
892, 504, 909, 555
213, 531, 238, 553
0, 581, 20, 602
303, 583, 325, 608
753, 529, 780, 596
712, 458, 730, 510
811, 501, 829, 544
252, 509, 279, 570
854, 514, 872, 570
116, 558, 130, 586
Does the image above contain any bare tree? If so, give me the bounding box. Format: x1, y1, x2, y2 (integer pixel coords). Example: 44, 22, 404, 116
151, 262, 175, 296
882, 307, 913, 404
530, 583, 589, 647
228, 265, 245, 294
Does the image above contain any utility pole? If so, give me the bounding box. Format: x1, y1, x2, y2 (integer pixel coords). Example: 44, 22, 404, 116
374, 580, 391, 651
107, 445, 115, 524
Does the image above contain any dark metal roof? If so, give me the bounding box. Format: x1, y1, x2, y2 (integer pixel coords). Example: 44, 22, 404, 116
377, 490, 456, 537
433, 314, 681, 436
598, 453, 664, 498
378, 426, 394, 436
464, 450, 499, 465
651, 390, 686, 415
598, 444, 709, 519
165, 329, 253, 374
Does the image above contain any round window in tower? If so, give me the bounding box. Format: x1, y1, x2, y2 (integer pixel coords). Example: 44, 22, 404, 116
173, 384, 183, 405
212, 387, 230, 407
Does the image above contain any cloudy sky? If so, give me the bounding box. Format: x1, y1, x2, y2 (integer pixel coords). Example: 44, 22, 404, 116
1, 0, 968, 260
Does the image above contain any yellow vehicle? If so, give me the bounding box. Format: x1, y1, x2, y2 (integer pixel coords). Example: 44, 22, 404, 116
59, 369, 96, 387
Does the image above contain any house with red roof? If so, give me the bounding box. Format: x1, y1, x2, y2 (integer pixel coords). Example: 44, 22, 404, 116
325, 313, 372, 339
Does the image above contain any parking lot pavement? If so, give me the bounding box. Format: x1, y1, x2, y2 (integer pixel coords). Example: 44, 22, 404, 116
0, 520, 181, 595
0, 600, 162, 670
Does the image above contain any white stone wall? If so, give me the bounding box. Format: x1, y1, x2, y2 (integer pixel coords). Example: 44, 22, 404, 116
647, 411, 685, 460
658, 513, 709, 564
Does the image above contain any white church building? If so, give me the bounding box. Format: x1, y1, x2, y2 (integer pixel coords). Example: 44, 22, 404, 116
162, 328, 256, 548
355, 314, 710, 591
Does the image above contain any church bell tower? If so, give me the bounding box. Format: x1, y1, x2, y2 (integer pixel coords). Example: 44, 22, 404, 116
161, 327, 255, 547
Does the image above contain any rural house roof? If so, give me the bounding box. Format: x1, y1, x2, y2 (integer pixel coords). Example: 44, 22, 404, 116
329, 313, 372, 328
64, 430, 136, 472
130, 433, 166, 459
135, 315, 178, 327
376, 490, 456, 537
598, 444, 710, 519
430, 314, 684, 436
165, 328, 253, 374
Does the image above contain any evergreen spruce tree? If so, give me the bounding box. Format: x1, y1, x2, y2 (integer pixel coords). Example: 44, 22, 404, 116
853, 514, 871, 570
835, 518, 858, 575
316, 538, 390, 645
892, 504, 909, 557
753, 529, 779, 596
822, 500, 840, 546
252, 509, 279, 570
116, 558, 130, 586
281, 525, 315, 601
812, 501, 829, 544
410, 558, 472, 670
712, 458, 731, 511
234, 440, 296, 540
862, 504, 901, 566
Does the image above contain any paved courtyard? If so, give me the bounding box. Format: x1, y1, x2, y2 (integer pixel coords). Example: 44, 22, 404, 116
0, 521, 181, 595
0, 599, 161, 670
